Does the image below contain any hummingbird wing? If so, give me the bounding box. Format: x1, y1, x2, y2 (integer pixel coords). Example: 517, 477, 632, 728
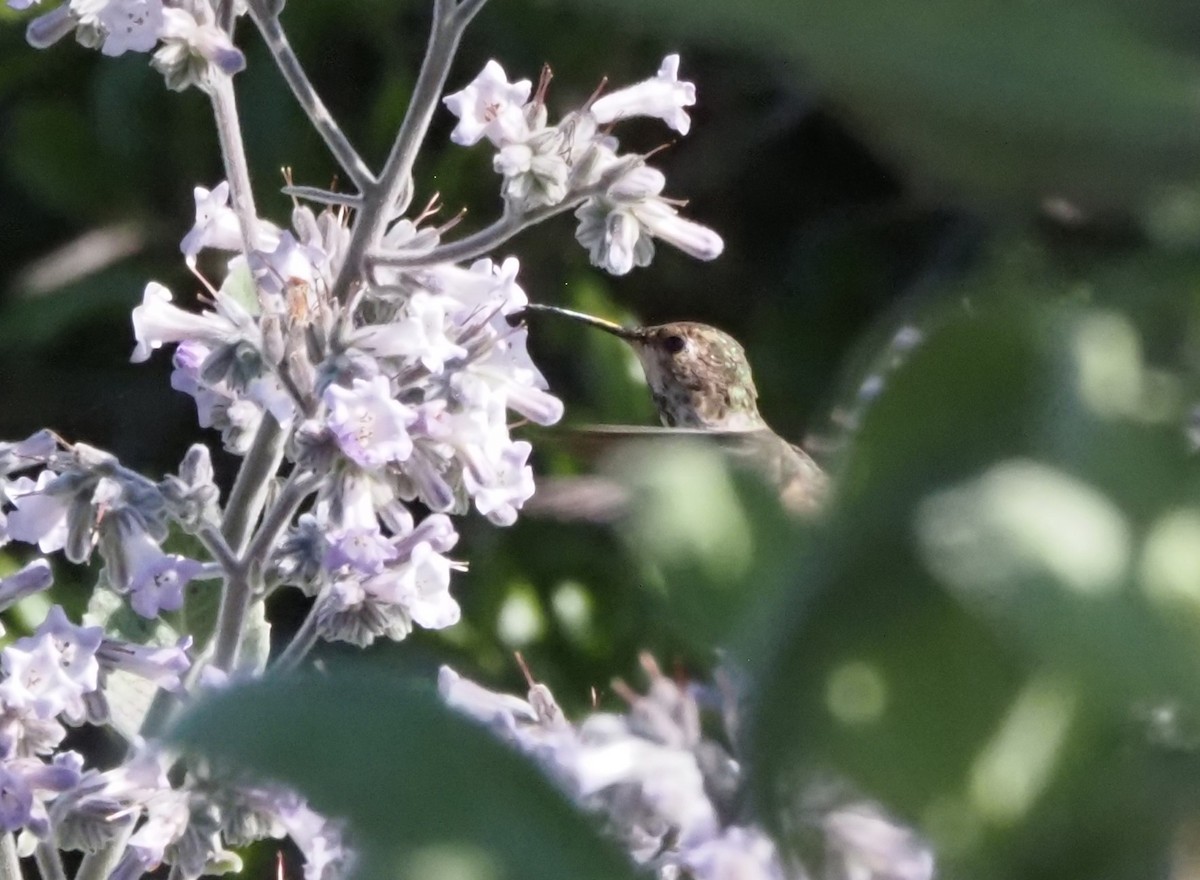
525, 424, 828, 520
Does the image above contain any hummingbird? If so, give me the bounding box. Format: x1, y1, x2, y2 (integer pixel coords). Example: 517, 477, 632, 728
523, 304, 828, 515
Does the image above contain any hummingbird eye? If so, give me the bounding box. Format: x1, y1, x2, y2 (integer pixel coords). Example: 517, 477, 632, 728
663, 334, 686, 355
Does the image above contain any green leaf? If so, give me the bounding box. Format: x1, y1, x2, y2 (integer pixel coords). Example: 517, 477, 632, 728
745, 295, 1200, 879
85, 581, 182, 739
166, 668, 639, 880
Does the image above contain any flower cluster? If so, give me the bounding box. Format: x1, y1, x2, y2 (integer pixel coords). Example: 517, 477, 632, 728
441, 657, 935, 880
11, 0, 244, 89
426, 55, 724, 276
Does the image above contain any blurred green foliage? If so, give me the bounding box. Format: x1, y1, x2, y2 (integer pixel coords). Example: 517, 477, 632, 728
5, 0, 1200, 877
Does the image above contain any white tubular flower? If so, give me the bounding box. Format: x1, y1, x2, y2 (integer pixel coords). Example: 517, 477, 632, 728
0, 560, 54, 616
323, 376, 417, 469
462, 439, 536, 526
352, 292, 467, 374
631, 198, 725, 262
443, 60, 532, 147
438, 666, 538, 729
590, 54, 697, 135
130, 282, 246, 363
180, 183, 241, 259
574, 202, 652, 276
574, 162, 724, 274
152, 5, 245, 90
24, 5, 75, 49
5, 472, 69, 555
494, 135, 571, 210
822, 804, 935, 880
417, 256, 529, 317
249, 231, 327, 297
86, 0, 165, 56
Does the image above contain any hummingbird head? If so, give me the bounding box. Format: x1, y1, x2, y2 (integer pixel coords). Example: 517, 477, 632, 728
524, 305, 766, 430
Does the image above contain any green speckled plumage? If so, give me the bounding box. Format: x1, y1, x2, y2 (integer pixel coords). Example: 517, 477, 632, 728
632, 323, 765, 430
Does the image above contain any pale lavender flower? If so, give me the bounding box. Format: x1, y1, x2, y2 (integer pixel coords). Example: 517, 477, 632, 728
0, 636, 95, 723
324, 525, 397, 576
0, 751, 83, 837
575, 164, 723, 276
0, 559, 54, 614
120, 788, 191, 875
170, 341, 223, 427
315, 576, 411, 646
180, 183, 243, 259
0, 431, 57, 476
96, 636, 192, 692
152, 6, 245, 89
48, 743, 167, 853
92, 0, 165, 56
822, 803, 935, 880
590, 54, 697, 135
130, 282, 254, 364
494, 138, 571, 208
324, 376, 417, 469
249, 231, 327, 297
415, 256, 529, 317
463, 439, 535, 526
24, 4, 74, 47
369, 540, 458, 629
352, 292, 468, 373
577, 206, 647, 276
273, 795, 351, 880
5, 471, 69, 555
17, 607, 102, 724
100, 511, 204, 617
682, 827, 786, 880
630, 198, 725, 262
443, 60, 532, 146
438, 666, 538, 731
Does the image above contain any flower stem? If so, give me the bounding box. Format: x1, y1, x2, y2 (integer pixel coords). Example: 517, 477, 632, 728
208, 73, 260, 258
370, 166, 629, 269
371, 200, 576, 268
242, 470, 322, 566
221, 415, 285, 554
0, 835, 19, 880
330, 0, 489, 304
34, 842, 67, 880
249, 3, 375, 192
74, 823, 133, 880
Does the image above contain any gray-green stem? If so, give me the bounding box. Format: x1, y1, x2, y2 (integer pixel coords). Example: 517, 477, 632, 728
220, 415, 285, 554
330, 0, 489, 304
208, 73, 260, 259
34, 842, 67, 880
213, 469, 320, 672
0, 835, 19, 880
371, 194, 589, 269
370, 161, 635, 269
74, 823, 134, 880
249, 4, 374, 192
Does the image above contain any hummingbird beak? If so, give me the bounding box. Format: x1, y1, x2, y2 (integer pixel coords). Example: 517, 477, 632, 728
521, 303, 642, 341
